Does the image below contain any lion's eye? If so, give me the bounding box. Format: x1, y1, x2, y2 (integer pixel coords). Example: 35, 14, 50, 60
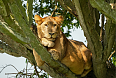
44, 24, 48, 27
53, 24, 57, 27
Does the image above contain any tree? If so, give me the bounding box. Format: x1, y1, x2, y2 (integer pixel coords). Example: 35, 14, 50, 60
0, 0, 116, 78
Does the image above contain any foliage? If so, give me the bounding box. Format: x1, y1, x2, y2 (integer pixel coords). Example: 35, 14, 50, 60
112, 52, 116, 66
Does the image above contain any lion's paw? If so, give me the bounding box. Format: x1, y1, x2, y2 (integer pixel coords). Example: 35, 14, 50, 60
49, 49, 59, 60
47, 41, 55, 47
42, 38, 55, 47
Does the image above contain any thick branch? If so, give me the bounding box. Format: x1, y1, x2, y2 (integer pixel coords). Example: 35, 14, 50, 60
40, 63, 66, 78
27, 0, 33, 27
12, 0, 28, 24
90, 0, 116, 23
0, 21, 29, 44
104, 19, 116, 61
73, 0, 103, 58
105, 21, 116, 61
0, 32, 70, 78
0, 32, 35, 63
56, 0, 78, 17
73, 0, 106, 78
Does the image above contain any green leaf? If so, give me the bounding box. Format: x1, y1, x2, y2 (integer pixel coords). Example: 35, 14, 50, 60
26, 59, 28, 63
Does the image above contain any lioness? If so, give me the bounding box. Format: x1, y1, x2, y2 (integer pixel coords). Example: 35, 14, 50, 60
33, 15, 92, 77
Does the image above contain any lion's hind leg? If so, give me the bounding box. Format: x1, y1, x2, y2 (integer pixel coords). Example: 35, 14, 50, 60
81, 48, 92, 77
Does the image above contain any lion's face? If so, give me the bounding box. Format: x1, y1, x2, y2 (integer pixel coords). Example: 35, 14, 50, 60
41, 17, 59, 41
34, 15, 63, 41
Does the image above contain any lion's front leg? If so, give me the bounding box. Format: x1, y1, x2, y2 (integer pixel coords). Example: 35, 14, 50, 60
41, 38, 55, 47
49, 49, 60, 60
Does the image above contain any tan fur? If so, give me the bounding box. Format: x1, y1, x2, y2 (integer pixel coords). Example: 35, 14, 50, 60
33, 15, 92, 77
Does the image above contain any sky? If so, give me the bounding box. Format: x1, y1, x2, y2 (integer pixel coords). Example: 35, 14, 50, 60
0, 27, 87, 78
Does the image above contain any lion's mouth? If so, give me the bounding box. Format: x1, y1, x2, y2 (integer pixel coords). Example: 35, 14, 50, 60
45, 37, 55, 41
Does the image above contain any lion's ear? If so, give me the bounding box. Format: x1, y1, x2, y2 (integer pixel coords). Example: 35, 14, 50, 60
34, 15, 43, 25
54, 16, 63, 25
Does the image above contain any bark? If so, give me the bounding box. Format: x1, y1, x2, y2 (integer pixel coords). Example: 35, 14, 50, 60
90, 0, 116, 23
0, 0, 116, 78
73, 1, 106, 78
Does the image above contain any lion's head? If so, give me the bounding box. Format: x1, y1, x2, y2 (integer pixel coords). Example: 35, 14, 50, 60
34, 15, 63, 41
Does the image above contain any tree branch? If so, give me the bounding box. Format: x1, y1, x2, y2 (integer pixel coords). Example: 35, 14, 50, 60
73, 0, 103, 57
27, 0, 33, 27
0, 21, 29, 44
56, 0, 78, 17
73, 0, 106, 78
104, 19, 116, 61
0, 32, 35, 63
90, 0, 116, 23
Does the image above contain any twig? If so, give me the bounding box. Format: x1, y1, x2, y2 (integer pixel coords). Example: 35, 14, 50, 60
51, 1, 57, 16
106, 50, 115, 68
108, 50, 115, 61
5, 73, 33, 75
0, 64, 19, 73
34, 65, 40, 78
100, 14, 104, 41
26, 59, 28, 78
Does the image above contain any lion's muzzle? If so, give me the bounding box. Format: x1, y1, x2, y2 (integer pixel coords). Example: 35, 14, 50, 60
49, 32, 55, 36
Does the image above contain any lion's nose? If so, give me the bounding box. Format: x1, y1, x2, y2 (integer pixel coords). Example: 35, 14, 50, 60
49, 33, 54, 35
